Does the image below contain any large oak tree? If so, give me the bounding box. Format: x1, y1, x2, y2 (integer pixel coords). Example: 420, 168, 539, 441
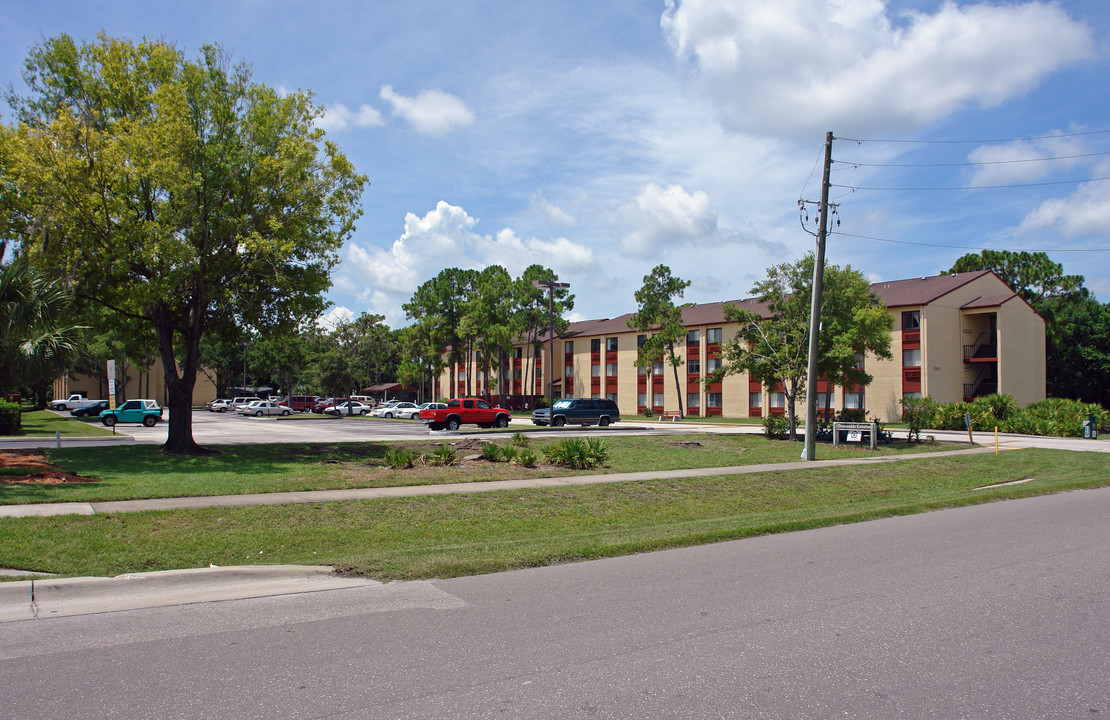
2, 34, 365, 452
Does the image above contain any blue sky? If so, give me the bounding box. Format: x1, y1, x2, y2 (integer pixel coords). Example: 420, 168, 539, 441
4, 1, 1110, 328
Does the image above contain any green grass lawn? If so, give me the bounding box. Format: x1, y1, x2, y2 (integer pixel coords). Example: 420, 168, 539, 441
0, 447, 1106, 580
8, 409, 117, 438
1, 434, 967, 505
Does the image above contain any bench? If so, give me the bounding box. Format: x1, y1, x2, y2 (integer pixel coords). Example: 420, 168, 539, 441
658, 410, 683, 421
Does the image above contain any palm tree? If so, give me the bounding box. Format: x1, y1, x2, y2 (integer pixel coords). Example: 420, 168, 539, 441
0, 254, 86, 407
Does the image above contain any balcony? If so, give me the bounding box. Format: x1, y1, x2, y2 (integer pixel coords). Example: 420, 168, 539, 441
963, 381, 998, 400
963, 344, 997, 362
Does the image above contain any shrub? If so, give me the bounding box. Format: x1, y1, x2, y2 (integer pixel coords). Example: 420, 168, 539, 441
542, 438, 611, 469
1003, 398, 1108, 438
0, 401, 20, 435
480, 442, 502, 462
510, 431, 529, 447
761, 415, 789, 439
383, 447, 414, 469
501, 445, 519, 463
900, 396, 937, 442
515, 447, 538, 468
431, 444, 458, 466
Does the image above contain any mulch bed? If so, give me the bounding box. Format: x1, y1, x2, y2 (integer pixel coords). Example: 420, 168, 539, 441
0, 449, 99, 485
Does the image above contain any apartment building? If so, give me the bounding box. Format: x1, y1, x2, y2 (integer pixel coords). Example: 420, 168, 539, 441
439, 270, 1046, 422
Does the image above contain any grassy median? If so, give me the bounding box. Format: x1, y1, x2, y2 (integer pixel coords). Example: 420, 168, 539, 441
1, 445, 1107, 580
3, 434, 964, 504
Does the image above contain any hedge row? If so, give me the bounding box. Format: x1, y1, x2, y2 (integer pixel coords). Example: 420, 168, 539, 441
0, 401, 20, 435
901, 395, 1106, 439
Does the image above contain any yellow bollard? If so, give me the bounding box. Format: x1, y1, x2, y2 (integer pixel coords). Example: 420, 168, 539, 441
995, 426, 998, 454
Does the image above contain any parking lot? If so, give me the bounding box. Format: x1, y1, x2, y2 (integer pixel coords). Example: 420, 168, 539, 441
70, 408, 684, 446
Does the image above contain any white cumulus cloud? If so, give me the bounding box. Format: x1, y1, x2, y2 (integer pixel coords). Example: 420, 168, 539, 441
317, 103, 384, 132
661, 0, 1096, 137
380, 85, 475, 135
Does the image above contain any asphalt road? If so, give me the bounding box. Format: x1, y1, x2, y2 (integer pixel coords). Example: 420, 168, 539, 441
2, 487, 1107, 719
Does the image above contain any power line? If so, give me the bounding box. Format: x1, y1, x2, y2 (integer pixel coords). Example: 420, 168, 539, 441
831, 175, 1110, 192
831, 230, 1110, 252
836, 129, 1110, 144
832, 150, 1110, 170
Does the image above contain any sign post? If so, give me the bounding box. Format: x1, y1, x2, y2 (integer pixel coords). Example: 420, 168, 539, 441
107, 360, 117, 410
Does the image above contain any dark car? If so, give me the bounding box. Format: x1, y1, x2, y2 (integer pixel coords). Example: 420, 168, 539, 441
70, 400, 110, 417
532, 398, 621, 427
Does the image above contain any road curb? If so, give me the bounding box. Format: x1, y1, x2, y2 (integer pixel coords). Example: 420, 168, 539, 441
0, 565, 379, 622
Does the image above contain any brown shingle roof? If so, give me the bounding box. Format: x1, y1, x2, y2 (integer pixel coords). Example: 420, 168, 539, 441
961, 293, 1018, 309
868, 270, 993, 307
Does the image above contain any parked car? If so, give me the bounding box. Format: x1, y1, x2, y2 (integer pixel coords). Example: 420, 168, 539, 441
70, 400, 110, 417
231, 396, 263, 412
205, 398, 230, 411
369, 401, 400, 417
312, 397, 346, 413
49, 394, 103, 412
324, 401, 373, 416
532, 398, 621, 427
419, 398, 511, 431
210, 399, 235, 412
407, 402, 445, 420
374, 401, 418, 419
280, 395, 320, 412
238, 400, 292, 417
100, 399, 163, 427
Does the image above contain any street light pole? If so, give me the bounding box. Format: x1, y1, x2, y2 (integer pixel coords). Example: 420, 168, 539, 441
532, 279, 570, 406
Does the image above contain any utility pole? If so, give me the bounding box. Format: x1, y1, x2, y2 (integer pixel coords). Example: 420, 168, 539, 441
532, 279, 570, 406
803, 131, 834, 461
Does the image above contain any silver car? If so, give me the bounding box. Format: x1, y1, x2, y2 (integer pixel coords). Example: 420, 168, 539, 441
238, 400, 292, 417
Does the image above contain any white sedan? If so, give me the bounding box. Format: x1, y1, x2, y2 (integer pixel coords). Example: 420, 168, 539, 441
373, 402, 418, 419
324, 401, 373, 416
238, 400, 292, 417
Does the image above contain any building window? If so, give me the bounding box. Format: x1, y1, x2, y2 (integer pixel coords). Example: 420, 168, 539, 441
687, 393, 700, 408
565, 341, 574, 354
902, 392, 922, 401
638, 365, 648, 376
816, 392, 829, 409
688, 358, 700, 374
535, 368, 543, 378
592, 392, 601, 399
707, 327, 723, 344
903, 348, 921, 367
591, 364, 601, 377
515, 347, 523, 359
638, 334, 647, 348
687, 329, 700, 344
653, 392, 665, 407
458, 371, 466, 382
606, 363, 617, 377
638, 392, 647, 406
708, 393, 723, 408
749, 392, 762, 408
607, 337, 619, 352
513, 369, 522, 380
707, 357, 722, 373
591, 338, 601, 353
770, 392, 785, 409
565, 364, 573, 377
902, 311, 920, 330
653, 361, 664, 375
844, 391, 864, 409
606, 393, 618, 402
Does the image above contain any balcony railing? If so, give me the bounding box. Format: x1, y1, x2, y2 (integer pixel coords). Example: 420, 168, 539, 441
963, 344, 997, 361
963, 381, 998, 399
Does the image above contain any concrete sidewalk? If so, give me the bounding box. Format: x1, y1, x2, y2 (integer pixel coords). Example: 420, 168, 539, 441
0, 446, 1000, 519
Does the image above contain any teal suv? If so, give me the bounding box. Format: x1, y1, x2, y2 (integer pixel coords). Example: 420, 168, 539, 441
100, 399, 164, 427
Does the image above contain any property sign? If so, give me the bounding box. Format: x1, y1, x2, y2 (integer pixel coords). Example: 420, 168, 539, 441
107, 360, 116, 410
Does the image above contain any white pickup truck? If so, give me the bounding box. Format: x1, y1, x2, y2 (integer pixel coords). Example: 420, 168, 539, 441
48, 394, 104, 411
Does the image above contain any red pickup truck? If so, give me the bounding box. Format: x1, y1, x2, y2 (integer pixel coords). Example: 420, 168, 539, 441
419, 398, 512, 431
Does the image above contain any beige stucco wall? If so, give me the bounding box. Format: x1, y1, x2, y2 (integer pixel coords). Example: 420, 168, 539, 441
55, 363, 218, 406
997, 300, 1047, 405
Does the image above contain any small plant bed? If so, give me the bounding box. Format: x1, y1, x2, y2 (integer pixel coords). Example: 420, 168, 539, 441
0, 449, 99, 485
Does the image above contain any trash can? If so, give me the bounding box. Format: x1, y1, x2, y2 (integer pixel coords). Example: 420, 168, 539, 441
1083, 414, 1098, 439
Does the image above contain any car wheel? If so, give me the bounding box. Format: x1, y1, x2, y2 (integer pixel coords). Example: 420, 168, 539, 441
384, 412, 393, 418
446, 418, 461, 431
255, 410, 263, 417
282, 410, 290, 416
495, 415, 509, 428
103, 415, 117, 427
429, 423, 444, 431
142, 416, 157, 427
218, 407, 226, 413
598, 417, 610, 427
553, 416, 565, 427
56, 404, 67, 411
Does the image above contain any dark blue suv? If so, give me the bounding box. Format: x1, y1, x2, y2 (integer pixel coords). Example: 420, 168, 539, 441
532, 398, 621, 427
